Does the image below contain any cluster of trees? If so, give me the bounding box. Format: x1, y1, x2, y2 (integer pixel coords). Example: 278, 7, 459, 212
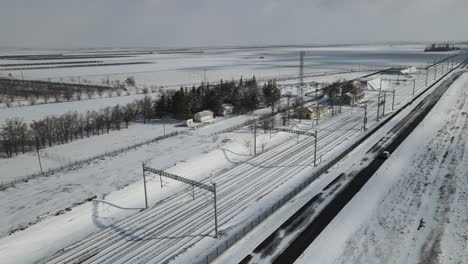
0, 76, 282, 157
152, 77, 280, 120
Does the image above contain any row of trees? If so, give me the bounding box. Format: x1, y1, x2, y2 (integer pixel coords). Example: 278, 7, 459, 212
1, 76, 281, 157
0, 76, 141, 107
0, 102, 139, 157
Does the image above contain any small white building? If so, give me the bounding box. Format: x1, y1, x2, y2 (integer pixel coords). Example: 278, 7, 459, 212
194, 110, 214, 123
185, 118, 194, 127
221, 104, 234, 116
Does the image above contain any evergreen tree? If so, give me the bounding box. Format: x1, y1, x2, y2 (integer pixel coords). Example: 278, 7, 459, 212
262, 80, 281, 113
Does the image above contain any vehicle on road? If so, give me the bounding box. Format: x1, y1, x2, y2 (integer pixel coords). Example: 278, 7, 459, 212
380, 151, 391, 159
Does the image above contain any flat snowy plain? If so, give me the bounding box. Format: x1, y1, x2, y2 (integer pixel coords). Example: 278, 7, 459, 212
0, 45, 461, 264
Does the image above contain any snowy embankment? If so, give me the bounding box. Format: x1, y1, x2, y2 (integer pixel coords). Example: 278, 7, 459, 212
296, 72, 468, 264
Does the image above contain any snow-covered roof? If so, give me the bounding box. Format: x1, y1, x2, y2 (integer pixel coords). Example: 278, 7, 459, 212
401, 66, 417, 74
352, 81, 366, 90
195, 110, 213, 117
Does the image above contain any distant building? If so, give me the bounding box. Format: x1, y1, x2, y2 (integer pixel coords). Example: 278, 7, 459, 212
381, 67, 406, 75
185, 118, 194, 127
342, 92, 361, 105
194, 110, 214, 123
298, 104, 328, 120
221, 104, 234, 116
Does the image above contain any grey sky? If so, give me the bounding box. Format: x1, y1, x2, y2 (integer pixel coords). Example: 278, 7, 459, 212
0, 0, 466, 48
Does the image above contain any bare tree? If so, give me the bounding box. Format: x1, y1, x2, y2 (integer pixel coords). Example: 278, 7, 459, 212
86, 90, 94, 99
102, 107, 113, 133
42, 94, 49, 104
97, 89, 104, 98
64, 89, 73, 101
260, 117, 273, 133
140, 96, 153, 124
112, 105, 122, 130
123, 103, 136, 128
125, 76, 136, 87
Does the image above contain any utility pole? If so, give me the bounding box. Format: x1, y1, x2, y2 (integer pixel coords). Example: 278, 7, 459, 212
377, 88, 381, 121
425, 69, 428, 87
213, 182, 218, 238
287, 95, 291, 126
315, 85, 319, 125
392, 89, 395, 110
412, 79, 416, 98
34, 137, 43, 175
298, 51, 305, 124
382, 90, 387, 117
314, 130, 318, 167
142, 163, 148, 209
363, 103, 368, 131
253, 122, 257, 156
331, 94, 334, 117
36, 148, 43, 175
339, 90, 342, 114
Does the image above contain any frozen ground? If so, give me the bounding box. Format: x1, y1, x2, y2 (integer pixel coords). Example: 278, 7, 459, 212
0, 44, 445, 90
296, 72, 468, 264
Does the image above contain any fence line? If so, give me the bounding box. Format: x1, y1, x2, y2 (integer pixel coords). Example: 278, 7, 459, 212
0, 130, 187, 190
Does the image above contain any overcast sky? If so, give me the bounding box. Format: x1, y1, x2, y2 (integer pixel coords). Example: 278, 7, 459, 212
1, 0, 466, 49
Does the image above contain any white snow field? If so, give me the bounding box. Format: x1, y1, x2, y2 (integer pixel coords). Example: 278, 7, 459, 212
0, 45, 444, 91
296, 71, 468, 263
0, 54, 463, 264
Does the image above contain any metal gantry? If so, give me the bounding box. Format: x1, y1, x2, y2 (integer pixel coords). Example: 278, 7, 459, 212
141, 164, 219, 238
269, 127, 318, 167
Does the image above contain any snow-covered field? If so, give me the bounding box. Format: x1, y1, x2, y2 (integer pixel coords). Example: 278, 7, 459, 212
0, 44, 444, 90
0, 44, 453, 125
296, 72, 468, 264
